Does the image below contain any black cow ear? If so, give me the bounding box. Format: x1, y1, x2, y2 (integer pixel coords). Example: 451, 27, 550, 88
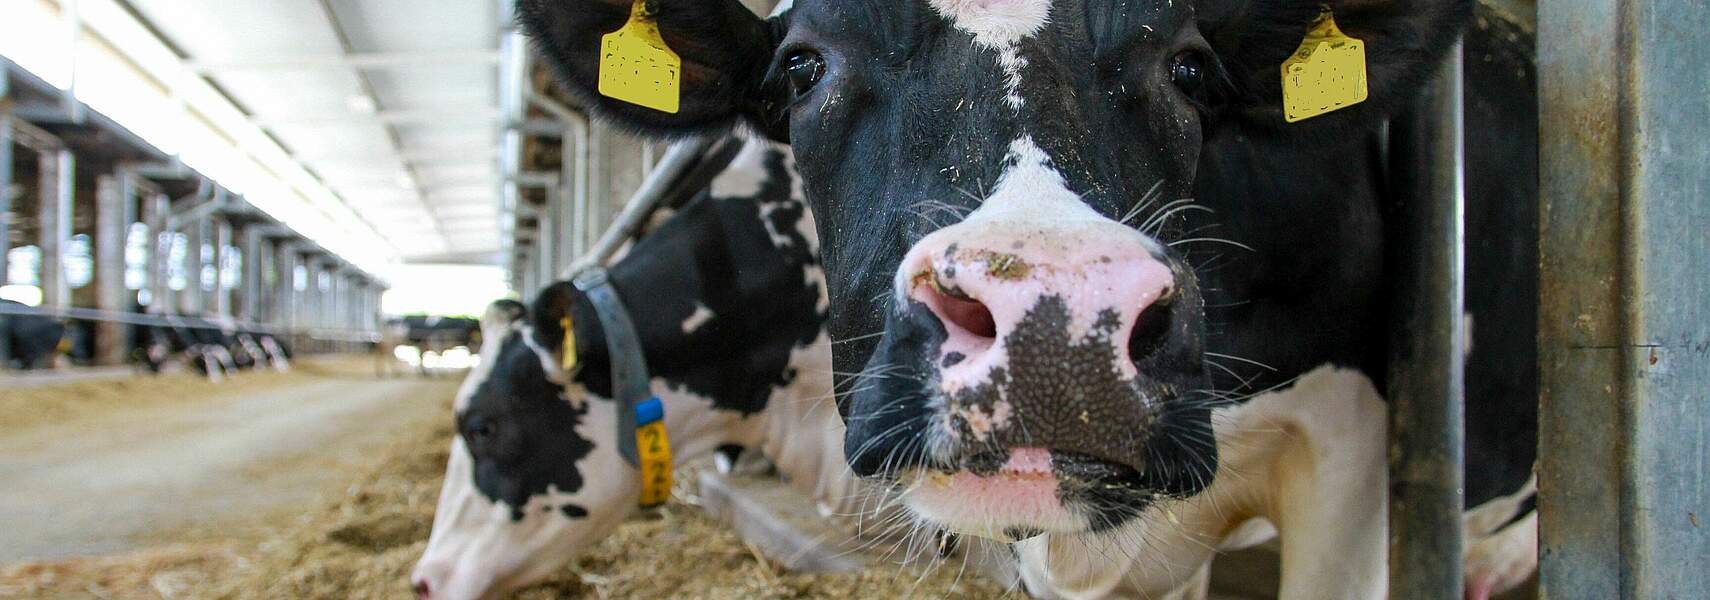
531, 282, 580, 357
517, 0, 781, 138
1200, 0, 1473, 127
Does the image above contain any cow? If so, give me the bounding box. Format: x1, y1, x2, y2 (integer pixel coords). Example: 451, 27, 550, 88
410, 140, 861, 600
518, 0, 1539, 598
1, 300, 67, 370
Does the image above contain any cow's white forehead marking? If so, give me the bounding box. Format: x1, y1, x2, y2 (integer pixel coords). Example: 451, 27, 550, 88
930, 0, 1051, 112
928, 0, 1053, 47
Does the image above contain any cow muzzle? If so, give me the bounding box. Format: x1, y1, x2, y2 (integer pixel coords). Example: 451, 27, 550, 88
847, 210, 1214, 539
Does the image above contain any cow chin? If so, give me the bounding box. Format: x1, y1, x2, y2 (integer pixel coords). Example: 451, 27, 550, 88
897, 447, 1167, 542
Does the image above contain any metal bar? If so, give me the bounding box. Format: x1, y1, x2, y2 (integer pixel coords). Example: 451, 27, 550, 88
94, 174, 126, 365
570, 137, 716, 274
38, 148, 74, 311
565, 115, 590, 272
1386, 41, 1467, 599
146, 193, 169, 314
1538, 0, 1710, 597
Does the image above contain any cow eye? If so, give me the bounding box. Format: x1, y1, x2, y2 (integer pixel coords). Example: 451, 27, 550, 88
784, 50, 827, 96
463, 418, 496, 444
1169, 51, 1206, 100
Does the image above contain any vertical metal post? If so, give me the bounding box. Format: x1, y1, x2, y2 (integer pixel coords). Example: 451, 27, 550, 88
38, 148, 73, 311
213, 218, 232, 317
94, 174, 126, 364
1387, 41, 1467, 599
571, 118, 591, 264
586, 123, 610, 255
1538, 0, 1710, 597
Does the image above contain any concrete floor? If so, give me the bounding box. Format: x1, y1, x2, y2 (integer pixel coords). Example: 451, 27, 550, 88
0, 372, 452, 562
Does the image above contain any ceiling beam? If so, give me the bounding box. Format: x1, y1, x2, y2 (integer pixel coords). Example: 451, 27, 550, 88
311, 0, 453, 255
184, 50, 500, 73
254, 108, 500, 128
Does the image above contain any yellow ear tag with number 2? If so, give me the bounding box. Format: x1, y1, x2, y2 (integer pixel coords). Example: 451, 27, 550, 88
1281, 8, 1367, 123
599, 0, 682, 114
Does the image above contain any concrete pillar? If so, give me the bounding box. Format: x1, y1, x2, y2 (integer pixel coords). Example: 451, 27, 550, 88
145, 193, 169, 313
94, 174, 127, 364
38, 148, 73, 311
213, 218, 232, 317
0, 108, 13, 292
182, 214, 207, 315
273, 243, 295, 330
0, 109, 13, 367
519, 244, 538, 300
302, 257, 320, 331
538, 205, 557, 289
240, 227, 263, 322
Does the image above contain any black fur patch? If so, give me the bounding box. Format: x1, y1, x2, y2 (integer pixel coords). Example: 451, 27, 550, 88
459, 332, 594, 521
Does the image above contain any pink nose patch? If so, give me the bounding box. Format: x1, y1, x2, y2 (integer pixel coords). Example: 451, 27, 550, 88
904, 448, 1084, 537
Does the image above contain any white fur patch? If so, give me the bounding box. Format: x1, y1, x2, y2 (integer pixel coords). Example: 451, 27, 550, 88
681, 303, 716, 334
929, 0, 1051, 111
928, 0, 1053, 48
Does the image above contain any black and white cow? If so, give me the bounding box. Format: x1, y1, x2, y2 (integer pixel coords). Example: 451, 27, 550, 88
1, 300, 67, 370
410, 141, 861, 600
520, 0, 1538, 598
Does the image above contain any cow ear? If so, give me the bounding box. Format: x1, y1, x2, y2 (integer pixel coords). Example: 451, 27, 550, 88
531, 282, 580, 357
517, 0, 781, 138
1201, 0, 1473, 126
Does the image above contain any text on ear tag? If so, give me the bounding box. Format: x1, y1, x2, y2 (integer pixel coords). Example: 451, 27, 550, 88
560, 316, 578, 371
598, 0, 682, 114
1281, 8, 1368, 123
635, 398, 673, 508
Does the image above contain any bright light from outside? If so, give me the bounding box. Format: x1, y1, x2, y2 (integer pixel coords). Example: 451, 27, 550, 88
0, 0, 401, 275
382, 265, 512, 318
0, 285, 45, 307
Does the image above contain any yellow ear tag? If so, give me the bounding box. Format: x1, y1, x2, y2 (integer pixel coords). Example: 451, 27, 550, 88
598, 0, 682, 114
560, 316, 578, 371
1281, 8, 1368, 123
636, 420, 673, 508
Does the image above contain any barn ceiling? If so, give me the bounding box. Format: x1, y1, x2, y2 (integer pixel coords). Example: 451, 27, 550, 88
123, 0, 505, 265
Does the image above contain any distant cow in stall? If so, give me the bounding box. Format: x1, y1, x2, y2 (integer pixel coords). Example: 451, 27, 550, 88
403, 315, 481, 376
373, 318, 411, 378
520, 0, 1541, 597
1, 300, 67, 370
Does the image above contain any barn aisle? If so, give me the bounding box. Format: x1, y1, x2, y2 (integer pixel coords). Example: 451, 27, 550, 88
0, 365, 457, 563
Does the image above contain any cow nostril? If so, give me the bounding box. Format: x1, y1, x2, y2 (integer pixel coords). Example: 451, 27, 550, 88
928, 284, 997, 339
1127, 293, 1173, 362
413, 579, 431, 599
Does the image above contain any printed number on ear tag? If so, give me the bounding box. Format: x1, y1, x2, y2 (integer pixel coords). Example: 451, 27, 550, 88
599, 0, 682, 114
1281, 8, 1368, 123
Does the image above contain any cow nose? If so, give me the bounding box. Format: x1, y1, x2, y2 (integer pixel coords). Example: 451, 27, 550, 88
902, 218, 1177, 379
413, 578, 432, 600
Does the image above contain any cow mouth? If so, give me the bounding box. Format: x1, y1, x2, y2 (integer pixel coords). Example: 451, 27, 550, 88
899, 448, 1150, 540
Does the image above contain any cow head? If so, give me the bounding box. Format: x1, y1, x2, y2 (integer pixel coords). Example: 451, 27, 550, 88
414, 143, 830, 599
520, 0, 1465, 540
